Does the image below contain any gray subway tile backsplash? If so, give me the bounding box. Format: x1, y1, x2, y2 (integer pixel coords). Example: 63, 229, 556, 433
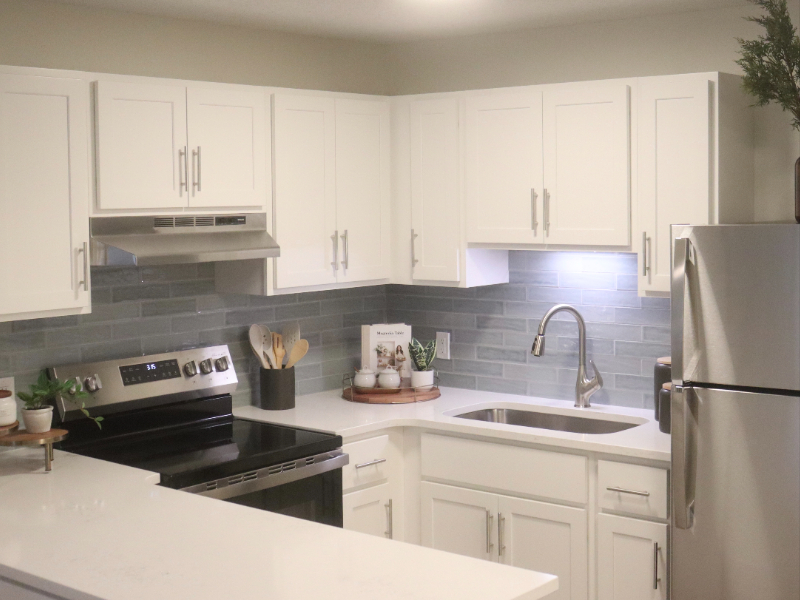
0, 250, 668, 411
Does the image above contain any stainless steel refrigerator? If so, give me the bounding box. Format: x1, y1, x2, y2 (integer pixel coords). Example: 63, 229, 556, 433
670, 224, 800, 599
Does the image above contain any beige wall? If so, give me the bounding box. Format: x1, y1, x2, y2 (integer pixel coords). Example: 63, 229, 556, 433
0, 0, 391, 95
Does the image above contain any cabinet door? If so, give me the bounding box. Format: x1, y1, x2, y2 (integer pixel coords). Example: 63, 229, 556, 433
343, 483, 393, 539
597, 514, 667, 600
186, 87, 267, 209
96, 81, 187, 210
498, 495, 588, 600
420, 482, 497, 561
638, 75, 710, 292
543, 84, 630, 246
0, 74, 91, 318
335, 98, 391, 283
410, 98, 461, 282
273, 94, 337, 289
465, 91, 543, 244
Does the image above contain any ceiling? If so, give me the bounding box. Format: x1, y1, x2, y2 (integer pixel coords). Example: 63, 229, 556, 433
52, 0, 751, 42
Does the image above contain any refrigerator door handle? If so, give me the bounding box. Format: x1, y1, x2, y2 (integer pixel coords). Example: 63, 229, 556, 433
672, 384, 697, 530
671, 233, 691, 386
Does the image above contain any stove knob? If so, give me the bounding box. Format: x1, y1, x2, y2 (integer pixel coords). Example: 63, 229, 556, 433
214, 357, 229, 372
199, 358, 213, 375
84, 374, 103, 393
183, 361, 198, 377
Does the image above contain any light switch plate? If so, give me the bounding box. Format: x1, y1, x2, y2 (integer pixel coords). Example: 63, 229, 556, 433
436, 332, 450, 360
0, 377, 15, 400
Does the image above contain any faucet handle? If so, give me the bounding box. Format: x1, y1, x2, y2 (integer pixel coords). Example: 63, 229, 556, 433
589, 360, 604, 389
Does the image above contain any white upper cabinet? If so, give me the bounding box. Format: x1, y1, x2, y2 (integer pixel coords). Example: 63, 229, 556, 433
0, 74, 91, 320
186, 87, 267, 208
410, 98, 461, 282
96, 81, 187, 210
542, 83, 630, 246
96, 80, 267, 212
273, 94, 337, 289
335, 98, 391, 284
466, 91, 544, 244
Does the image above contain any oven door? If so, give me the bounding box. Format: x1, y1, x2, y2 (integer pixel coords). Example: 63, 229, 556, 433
181, 450, 347, 528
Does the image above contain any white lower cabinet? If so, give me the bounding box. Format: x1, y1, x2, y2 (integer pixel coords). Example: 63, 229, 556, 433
421, 482, 496, 560
597, 514, 667, 600
343, 483, 394, 539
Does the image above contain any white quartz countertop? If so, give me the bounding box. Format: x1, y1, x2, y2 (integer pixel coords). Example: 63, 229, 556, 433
235, 387, 671, 462
0, 447, 557, 600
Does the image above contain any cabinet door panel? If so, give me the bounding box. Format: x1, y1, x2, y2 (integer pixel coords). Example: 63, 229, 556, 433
186, 87, 267, 208
597, 514, 667, 600
96, 81, 187, 210
465, 92, 543, 244
343, 483, 393, 539
543, 84, 630, 246
421, 482, 497, 561
335, 99, 391, 283
273, 94, 337, 289
0, 74, 90, 317
499, 496, 588, 600
410, 98, 460, 282
638, 75, 710, 292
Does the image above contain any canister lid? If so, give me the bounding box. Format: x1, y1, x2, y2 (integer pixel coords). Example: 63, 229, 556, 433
661, 382, 672, 391
656, 356, 671, 366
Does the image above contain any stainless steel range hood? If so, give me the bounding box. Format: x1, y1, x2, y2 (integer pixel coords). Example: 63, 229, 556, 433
90, 214, 280, 266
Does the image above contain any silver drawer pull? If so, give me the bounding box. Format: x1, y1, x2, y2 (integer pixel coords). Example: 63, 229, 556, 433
607, 486, 650, 497
355, 458, 386, 469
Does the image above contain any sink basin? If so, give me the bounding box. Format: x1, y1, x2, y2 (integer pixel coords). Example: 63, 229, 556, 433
453, 408, 642, 434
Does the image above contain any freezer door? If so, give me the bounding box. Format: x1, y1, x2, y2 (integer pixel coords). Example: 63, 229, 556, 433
672, 224, 800, 391
671, 386, 800, 600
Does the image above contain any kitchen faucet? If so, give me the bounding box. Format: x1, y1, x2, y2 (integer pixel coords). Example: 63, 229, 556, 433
531, 304, 603, 408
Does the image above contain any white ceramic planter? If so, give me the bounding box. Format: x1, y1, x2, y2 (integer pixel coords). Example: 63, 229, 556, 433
21, 406, 53, 434
411, 370, 435, 389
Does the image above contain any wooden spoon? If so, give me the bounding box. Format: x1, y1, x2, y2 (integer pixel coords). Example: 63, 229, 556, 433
248, 324, 270, 369
272, 332, 286, 369
285, 339, 309, 370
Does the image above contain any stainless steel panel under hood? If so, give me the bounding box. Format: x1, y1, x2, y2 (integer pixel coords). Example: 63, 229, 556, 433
90, 214, 280, 266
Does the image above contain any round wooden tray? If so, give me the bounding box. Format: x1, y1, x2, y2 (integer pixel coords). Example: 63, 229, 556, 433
343, 386, 440, 404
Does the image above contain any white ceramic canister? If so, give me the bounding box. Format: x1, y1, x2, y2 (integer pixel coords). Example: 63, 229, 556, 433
378, 366, 401, 389
354, 368, 377, 388
0, 390, 17, 426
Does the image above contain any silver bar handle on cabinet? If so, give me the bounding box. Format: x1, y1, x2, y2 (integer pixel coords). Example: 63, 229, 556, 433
653, 542, 661, 589
355, 458, 386, 469
606, 486, 650, 497
642, 232, 651, 276
178, 147, 187, 196
498, 513, 506, 557
78, 242, 89, 292
672, 384, 696, 530
411, 229, 419, 267
531, 189, 538, 231
485, 510, 494, 554
340, 230, 349, 270
331, 231, 339, 271
543, 189, 550, 235
192, 147, 201, 194
197, 146, 201, 192
385, 499, 393, 539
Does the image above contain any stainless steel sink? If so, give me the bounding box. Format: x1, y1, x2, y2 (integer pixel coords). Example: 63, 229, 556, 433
454, 408, 641, 434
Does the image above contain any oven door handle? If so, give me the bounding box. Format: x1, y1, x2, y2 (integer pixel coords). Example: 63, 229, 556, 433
180, 450, 349, 501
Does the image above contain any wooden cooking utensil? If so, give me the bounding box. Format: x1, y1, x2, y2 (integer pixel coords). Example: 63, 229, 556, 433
272, 332, 286, 369
285, 339, 309, 369
249, 324, 270, 369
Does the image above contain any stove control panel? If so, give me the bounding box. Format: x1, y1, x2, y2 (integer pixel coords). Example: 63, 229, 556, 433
49, 345, 238, 422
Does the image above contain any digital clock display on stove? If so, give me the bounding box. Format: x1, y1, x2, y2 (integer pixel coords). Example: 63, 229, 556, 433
119, 359, 181, 386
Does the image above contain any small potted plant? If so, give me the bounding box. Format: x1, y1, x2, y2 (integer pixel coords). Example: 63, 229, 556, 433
408, 337, 437, 389
17, 371, 103, 433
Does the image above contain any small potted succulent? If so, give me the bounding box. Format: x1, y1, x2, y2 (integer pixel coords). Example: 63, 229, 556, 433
408, 337, 438, 389
17, 371, 103, 433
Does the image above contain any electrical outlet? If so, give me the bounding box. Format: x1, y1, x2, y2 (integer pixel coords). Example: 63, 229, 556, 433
0, 377, 15, 400
436, 332, 450, 360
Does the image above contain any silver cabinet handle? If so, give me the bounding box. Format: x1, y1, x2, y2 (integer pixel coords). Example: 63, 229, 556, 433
179, 147, 188, 196
531, 189, 538, 231
385, 499, 393, 539
411, 229, 419, 267
331, 230, 339, 272
642, 232, 651, 276
607, 486, 650, 497
78, 242, 89, 292
653, 542, 661, 589
543, 188, 550, 235
340, 230, 349, 270
485, 510, 494, 555
355, 458, 386, 469
192, 147, 201, 194
498, 512, 506, 557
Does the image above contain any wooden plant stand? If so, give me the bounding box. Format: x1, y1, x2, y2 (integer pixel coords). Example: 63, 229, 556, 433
0, 428, 68, 472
